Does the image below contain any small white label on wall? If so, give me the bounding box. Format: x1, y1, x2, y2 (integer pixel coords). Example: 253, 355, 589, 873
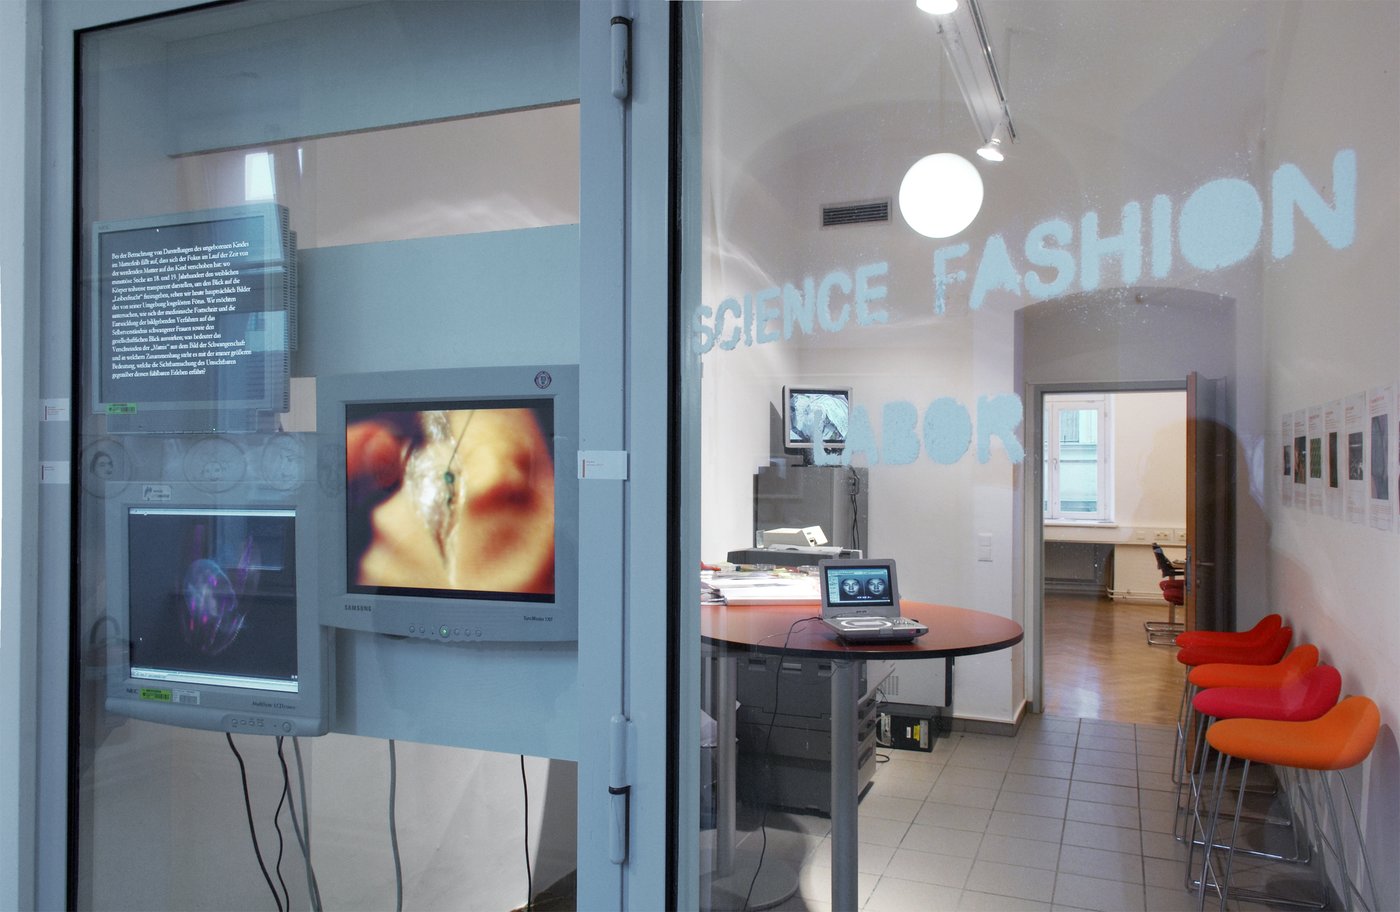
578, 451, 629, 480
40, 398, 71, 422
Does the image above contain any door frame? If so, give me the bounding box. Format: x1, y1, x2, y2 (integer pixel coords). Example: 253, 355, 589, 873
1021, 380, 1184, 715
8, 2, 681, 909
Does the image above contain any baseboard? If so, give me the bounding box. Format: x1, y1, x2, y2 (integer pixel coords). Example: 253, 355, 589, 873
947, 703, 1027, 738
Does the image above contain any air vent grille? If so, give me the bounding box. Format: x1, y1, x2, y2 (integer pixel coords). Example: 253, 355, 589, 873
821, 199, 890, 228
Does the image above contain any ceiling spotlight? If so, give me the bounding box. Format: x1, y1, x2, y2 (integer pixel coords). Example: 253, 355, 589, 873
898, 152, 984, 239
917, 0, 959, 14
976, 138, 1004, 162
937, 0, 1016, 151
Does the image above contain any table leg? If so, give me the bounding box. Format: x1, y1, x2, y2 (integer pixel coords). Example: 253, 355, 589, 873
829, 658, 859, 912
716, 652, 737, 875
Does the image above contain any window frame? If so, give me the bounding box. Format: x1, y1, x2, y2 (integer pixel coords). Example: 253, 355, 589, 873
1043, 393, 1113, 523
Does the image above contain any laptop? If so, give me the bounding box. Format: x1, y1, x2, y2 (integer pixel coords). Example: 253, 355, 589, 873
818, 558, 927, 642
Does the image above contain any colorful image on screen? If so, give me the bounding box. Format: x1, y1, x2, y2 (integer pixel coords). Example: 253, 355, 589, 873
126, 506, 298, 692
344, 400, 555, 601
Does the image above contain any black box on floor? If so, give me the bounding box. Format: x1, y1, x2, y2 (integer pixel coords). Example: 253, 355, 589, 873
877, 702, 942, 752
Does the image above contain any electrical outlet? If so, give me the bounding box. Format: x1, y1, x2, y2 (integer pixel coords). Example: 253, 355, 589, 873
1154, 529, 1171, 542
1133, 529, 1148, 542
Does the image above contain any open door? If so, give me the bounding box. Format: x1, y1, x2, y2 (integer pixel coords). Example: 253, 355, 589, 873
1185, 373, 1235, 632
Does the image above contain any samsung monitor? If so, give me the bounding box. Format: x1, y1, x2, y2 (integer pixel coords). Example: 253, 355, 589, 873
317, 365, 579, 642
783, 386, 852, 450
91, 203, 296, 433
105, 481, 330, 735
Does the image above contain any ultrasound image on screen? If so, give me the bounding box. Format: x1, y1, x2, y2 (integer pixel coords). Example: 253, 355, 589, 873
126, 507, 297, 691
344, 400, 555, 601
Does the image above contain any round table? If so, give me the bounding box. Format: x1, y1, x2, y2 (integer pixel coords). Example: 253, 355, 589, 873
702, 600, 1023, 911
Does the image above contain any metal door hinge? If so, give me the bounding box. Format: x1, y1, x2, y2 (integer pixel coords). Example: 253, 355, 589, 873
610, 14, 632, 101
608, 714, 631, 864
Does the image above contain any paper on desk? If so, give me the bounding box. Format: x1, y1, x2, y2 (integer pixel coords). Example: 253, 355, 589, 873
709, 574, 820, 605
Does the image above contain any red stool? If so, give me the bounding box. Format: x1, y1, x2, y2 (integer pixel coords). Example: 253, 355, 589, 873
1176, 612, 1283, 649
1146, 577, 1186, 645
1198, 696, 1381, 911
1172, 627, 1293, 790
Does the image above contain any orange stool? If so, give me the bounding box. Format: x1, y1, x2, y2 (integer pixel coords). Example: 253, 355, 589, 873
1188, 644, 1319, 690
1198, 696, 1381, 911
1181, 665, 1340, 874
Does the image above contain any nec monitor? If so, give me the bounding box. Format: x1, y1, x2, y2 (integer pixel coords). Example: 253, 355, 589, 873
783, 386, 852, 450
104, 481, 329, 735
91, 203, 296, 433
317, 365, 579, 642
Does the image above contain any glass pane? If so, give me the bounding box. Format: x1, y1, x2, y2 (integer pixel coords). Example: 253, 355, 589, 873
74, 3, 580, 909
1057, 408, 1100, 513
684, 1, 1399, 908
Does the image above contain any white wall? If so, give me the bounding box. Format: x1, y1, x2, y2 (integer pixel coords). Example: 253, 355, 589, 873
1258, 6, 1400, 910
1112, 392, 1186, 532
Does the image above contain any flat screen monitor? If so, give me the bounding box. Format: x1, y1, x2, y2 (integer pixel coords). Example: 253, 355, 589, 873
317, 365, 579, 642
105, 482, 330, 735
90, 203, 296, 433
784, 386, 852, 450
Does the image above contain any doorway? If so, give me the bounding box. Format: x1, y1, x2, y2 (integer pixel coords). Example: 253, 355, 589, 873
1040, 390, 1187, 725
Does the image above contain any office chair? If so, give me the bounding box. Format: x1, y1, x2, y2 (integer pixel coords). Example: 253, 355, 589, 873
1145, 542, 1185, 645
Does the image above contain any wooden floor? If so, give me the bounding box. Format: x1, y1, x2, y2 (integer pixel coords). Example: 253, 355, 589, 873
1042, 591, 1183, 726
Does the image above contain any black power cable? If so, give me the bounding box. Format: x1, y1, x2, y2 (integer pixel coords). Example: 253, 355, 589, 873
289, 737, 324, 912
742, 616, 822, 911
226, 732, 284, 912
520, 755, 533, 912
273, 746, 290, 911
389, 740, 403, 912
279, 737, 323, 912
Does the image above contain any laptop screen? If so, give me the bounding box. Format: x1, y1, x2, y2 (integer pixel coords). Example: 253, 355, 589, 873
821, 560, 898, 617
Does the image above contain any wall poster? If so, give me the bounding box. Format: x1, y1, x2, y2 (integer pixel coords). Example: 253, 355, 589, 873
1324, 399, 1343, 519
1345, 392, 1367, 524
1306, 406, 1324, 514
1368, 385, 1393, 532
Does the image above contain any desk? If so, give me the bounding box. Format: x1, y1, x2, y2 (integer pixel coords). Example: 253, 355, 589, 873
703, 600, 1023, 911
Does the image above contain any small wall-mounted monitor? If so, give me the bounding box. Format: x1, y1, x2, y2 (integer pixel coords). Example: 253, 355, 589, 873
317, 365, 579, 643
105, 482, 329, 735
90, 203, 297, 434
783, 386, 852, 451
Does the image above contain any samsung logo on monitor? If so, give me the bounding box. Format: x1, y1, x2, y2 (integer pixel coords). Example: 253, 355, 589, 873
343, 602, 373, 613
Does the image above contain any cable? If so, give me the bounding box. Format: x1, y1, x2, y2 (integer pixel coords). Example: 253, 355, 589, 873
273, 743, 291, 911
847, 467, 862, 551
520, 755, 533, 912
281, 737, 323, 912
743, 616, 822, 911
227, 733, 284, 912
389, 739, 403, 912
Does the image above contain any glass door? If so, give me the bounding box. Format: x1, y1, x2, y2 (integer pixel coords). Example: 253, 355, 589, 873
66, 2, 652, 908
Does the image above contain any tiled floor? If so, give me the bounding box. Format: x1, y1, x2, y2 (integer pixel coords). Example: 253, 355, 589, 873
708, 714, 1319, 911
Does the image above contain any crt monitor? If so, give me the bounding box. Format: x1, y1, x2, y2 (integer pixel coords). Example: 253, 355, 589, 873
90, 202, 296, 434
104, 481, 330, 735
784, 386, 852, 450
317, 364, 579, 643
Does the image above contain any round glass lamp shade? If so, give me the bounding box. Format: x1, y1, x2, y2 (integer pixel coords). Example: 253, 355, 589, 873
898, 153, 985, 238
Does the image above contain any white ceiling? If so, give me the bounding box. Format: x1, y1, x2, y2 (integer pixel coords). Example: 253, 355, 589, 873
699, 0, 1284, 331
